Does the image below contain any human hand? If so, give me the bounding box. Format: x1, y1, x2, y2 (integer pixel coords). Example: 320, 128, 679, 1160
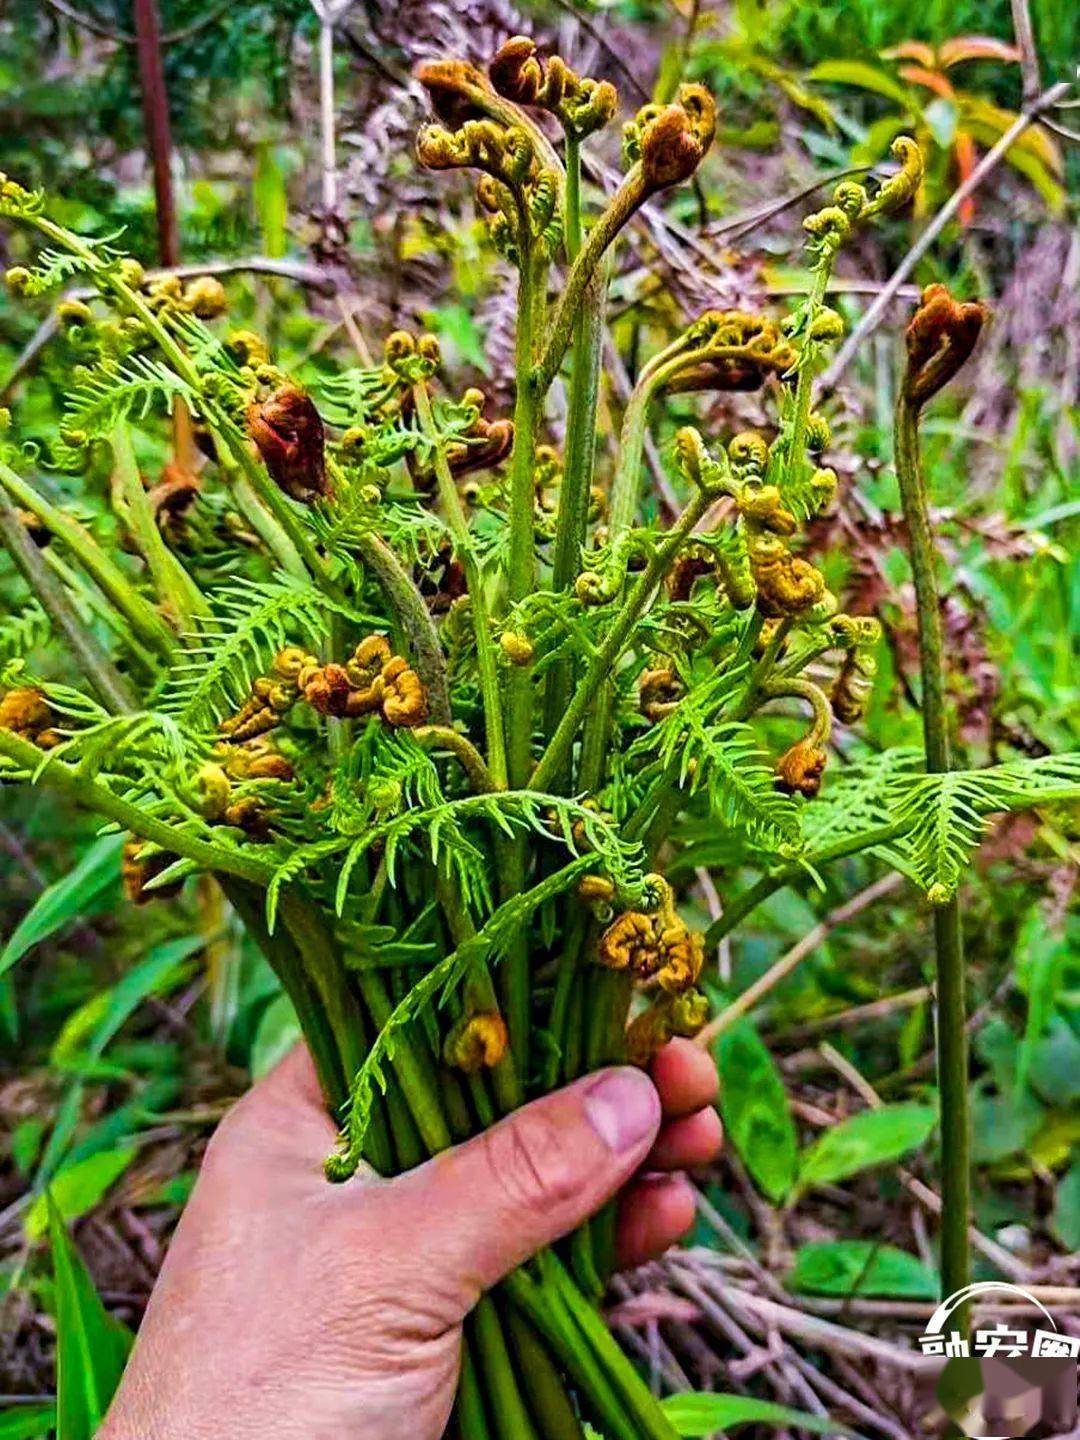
100, 1040, 721, 1440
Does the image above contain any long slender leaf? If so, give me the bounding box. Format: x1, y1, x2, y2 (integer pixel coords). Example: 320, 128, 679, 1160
662, 1392, 850, 1435
0, 834, 124, 980
48, 1198, 132, 1440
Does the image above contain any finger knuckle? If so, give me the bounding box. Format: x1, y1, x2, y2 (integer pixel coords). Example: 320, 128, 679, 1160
481, 1112, 579, 1216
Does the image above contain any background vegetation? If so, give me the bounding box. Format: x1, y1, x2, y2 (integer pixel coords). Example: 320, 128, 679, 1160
0, 0, 1076, 1435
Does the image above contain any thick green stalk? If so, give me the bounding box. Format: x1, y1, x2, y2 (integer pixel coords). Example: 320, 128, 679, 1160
542, 267, 606, 763
534, 168, 649, 396
216, 456, 307, 581
543, 1253, 679, 1440
221, 879, 348, 1114
504, 1302, 585, 1440
564, 137, 583, 263
411, 383, 503, 775
533, 489, 711, 793
456, 1333, 494, 1440
473, 1297, 539, 1440
785, 262, 831, 487
110, 422, 209, 627
895, 396, 970, 1312
0, 482, 137, 713
500, 260, 542, 1076
356, 966, 454, 1156
277, 892, 369, 1088
0, 460, 175, 657
503, 1270, 638, 1440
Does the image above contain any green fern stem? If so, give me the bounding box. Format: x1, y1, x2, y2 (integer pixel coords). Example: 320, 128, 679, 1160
504, 1303, 586, 1440
0, 460, 175, 657
217, 456, 308, 581
110, 422, 210, 628
455, 1334, 494, 1440
895, 395, 971, 1313
570, 337, 711, 790
474, 1297, 540, 1440
784, 261, 831, 490
605, 338, 696, 542
564, 137, 583, 263
761, 674, 832, 746
702, 819, 906, 948
414, 726, 495, 794
533, 166, 650, 396
43, 548, 159, 680
0, 727, 274, 887
501, 259, 542, 1077
276, 891, 369, 1092
542, 265, 606, 765
411, 383, 504, 777
0, 481, 137, 713
533, 487, 712, 793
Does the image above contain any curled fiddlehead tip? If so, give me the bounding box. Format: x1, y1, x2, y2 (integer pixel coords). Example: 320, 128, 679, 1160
300, 636, 430, 728
903, 283, 989, 409
775, 738, 828, 798
802, 136, 923, 266
864, 134, 924, 220
673, 425, 730, 496
627, 988, 710, 1066
667, 310, 797, 394
443, 1010, 509, 1072
489, 35, 618, 139
415, 58, 492, 128
625, 84, 716, 192
598, 878, 705, 994
829, 615, 881, 724
246, 384, 329, 505
0, 685, 61, 749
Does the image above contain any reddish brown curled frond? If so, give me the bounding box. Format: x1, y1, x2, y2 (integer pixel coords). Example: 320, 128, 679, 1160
902, 283, 988, 409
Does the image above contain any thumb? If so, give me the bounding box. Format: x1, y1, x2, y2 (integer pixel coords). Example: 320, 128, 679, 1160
391, 1068, 660, 1311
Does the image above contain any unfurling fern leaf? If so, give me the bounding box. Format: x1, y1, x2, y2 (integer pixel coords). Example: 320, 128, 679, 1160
63, 355, 197, 439
161, 577, 372, 731
681, 716, 802, 854
0, 600, 51, 663
801, 747, 922, 852
888, 753, 1080, 901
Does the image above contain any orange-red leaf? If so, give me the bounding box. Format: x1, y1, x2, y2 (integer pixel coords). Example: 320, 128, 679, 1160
939, 35, 1021, 67
881, 41, 936, 67
897, 65, 956, 100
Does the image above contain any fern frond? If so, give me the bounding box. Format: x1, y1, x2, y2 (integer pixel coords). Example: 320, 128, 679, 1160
888, 752, 1080, 899
10, 241, 117, 296
802, 747, 923, 852
64, 354, 196, 438
632, 665, 801, 855
160, 577, 371, 731
39, 710, 187, 782
326, 855, 596, 1181
0, 601, 51, 663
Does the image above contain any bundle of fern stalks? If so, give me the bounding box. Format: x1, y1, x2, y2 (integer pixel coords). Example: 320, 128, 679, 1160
2, 39, 1079, 1440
